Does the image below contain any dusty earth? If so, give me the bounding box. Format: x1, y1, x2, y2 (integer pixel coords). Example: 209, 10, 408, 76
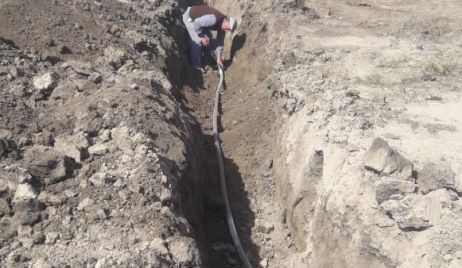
1, 0, 462, 268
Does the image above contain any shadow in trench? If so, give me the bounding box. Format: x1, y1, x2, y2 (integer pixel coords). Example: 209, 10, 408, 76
201, 132, 259, 267
226, 33, 247, 66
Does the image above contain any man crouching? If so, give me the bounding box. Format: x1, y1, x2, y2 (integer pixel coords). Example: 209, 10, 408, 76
182, 5, 237, 73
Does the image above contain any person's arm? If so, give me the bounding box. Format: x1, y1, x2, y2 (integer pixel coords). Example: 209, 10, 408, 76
215, 30, 225, 67
193, 15, 217, 36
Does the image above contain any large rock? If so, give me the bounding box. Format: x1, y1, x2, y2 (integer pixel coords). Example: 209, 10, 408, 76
23, 146, 77, 185
13, 184, 38, 203
380, 189, 451, 230
417, 162, 456, 194
54, 133, 89, 163
376, 179, 416, 204
364, 137, 413, 177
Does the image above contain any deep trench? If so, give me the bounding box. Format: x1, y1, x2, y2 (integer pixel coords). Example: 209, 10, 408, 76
164, 5, 270, 267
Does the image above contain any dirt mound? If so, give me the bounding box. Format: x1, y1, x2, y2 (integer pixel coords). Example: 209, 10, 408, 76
0, 0, 204, 267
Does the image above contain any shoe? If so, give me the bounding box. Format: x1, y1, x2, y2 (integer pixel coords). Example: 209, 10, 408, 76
193, 66, 206, 74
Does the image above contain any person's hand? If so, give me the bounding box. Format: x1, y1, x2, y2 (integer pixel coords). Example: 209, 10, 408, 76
199, 36, 209, 47
217, 57, 224, 69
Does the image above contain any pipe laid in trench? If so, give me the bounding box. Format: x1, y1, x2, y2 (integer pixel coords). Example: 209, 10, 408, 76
212, 66, 253, 268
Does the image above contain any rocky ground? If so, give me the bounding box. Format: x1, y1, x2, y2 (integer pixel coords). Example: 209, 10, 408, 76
1, 0, 462, 267
0, 0, 205, 267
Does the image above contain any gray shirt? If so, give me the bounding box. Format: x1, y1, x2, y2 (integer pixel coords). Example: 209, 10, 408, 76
193, 14, 225, 58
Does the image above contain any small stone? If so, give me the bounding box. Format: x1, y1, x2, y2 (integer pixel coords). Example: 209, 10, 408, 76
33, 73, 58, 92
64, 190, 77, 198
33, 232, 46, 245
17, 173, 33, 184
108, 24, 120, 35
77, 198, 95, 211
88, 143, 109, 156
7, 249, 29, 264
257, 222, 275, 234
259, 258, 269, 268
45, 232, 60, 244
31, 258, 52, 268
13, 184, 38, 203
95, 258, 107, 268
45, 37, 56, 47
150, 238, 169, 255
99, 129, 111, 142
168, 236, 202, 266
59, 45, 72, 54
89, 172, 114, 186
90, 72, 103, 84
0, 199, 11, 216
37, 191, 63, 205
9, 67, 24, 79
104, 47, 127, 70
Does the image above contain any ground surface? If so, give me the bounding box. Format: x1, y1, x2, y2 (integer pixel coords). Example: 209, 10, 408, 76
1, 0, 462, 267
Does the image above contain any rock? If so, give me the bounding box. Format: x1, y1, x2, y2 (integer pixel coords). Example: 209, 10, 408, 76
257, 222, 275, 234
104, 47, 127, 70
380, 190, 451, 230
69, 60, 92, 76
259, 258, 269, 268
89, 172, 112, 186
45, 232, 60, 244
417, 162, 456, 194
54, 133, 89, 163
167, 236, 202, 267
364, 137, 413, 176
108, 24, 120, 35
99, 129, 111, 142
0, 138, 18, 159
33, 72, 58, 92
88, 143, 109, 156
9, 66, 24, 79
33, 232, 46, 245
95, 258, 108, 268
23, 145, 76, 184
13, 183, 38, 203
6, 249, 30, 264
87, 207, 108, 221
38, 191, 63, 205
375, 179, 416, 204
31, 258, 52, 268
90, 71, 103, 84
59, 45, 72, 54
150, 238, 169, 256
23, 146, 77, 184
13, 211, 41, 226
77, 198, 95, 211
0, 198, 11, 216
111, 126, 134, 154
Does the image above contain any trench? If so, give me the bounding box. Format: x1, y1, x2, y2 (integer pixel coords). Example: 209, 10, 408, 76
164, 4, 279, 267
